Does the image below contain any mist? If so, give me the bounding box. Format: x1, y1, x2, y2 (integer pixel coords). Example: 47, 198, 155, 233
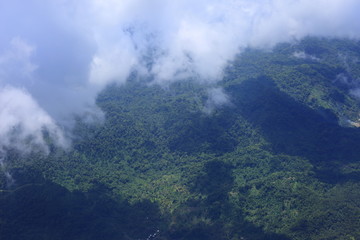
1, 0, 360, 153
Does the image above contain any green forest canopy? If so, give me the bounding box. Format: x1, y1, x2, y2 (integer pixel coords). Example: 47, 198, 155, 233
1, 37, 360, 240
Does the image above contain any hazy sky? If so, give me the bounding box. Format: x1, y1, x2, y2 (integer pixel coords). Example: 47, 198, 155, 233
1, 0, 360, 152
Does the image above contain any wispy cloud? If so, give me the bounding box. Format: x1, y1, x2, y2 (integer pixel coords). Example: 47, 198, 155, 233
204, 88, 231, 114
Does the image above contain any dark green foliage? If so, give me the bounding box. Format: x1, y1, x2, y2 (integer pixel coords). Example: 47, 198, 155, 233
0, 169, 164, 240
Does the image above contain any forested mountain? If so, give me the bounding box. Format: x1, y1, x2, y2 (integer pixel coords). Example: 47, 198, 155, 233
1, 37, 360, 240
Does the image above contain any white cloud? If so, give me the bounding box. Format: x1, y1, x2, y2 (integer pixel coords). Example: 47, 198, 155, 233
89, 40, 138, 86
72, 0, 360, 84
0, 86, 68, 153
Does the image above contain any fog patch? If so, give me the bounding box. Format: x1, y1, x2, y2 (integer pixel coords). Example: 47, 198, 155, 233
204, 87, 231, 114
293, 51, 320, 61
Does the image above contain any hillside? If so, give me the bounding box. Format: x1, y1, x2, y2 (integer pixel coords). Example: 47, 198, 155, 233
1, 37, 360, 240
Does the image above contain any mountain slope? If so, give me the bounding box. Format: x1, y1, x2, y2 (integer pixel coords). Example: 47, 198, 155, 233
1, 37, 360, 240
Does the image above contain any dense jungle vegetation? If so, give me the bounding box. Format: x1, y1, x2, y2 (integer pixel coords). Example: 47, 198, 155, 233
1, 37, 360, 240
